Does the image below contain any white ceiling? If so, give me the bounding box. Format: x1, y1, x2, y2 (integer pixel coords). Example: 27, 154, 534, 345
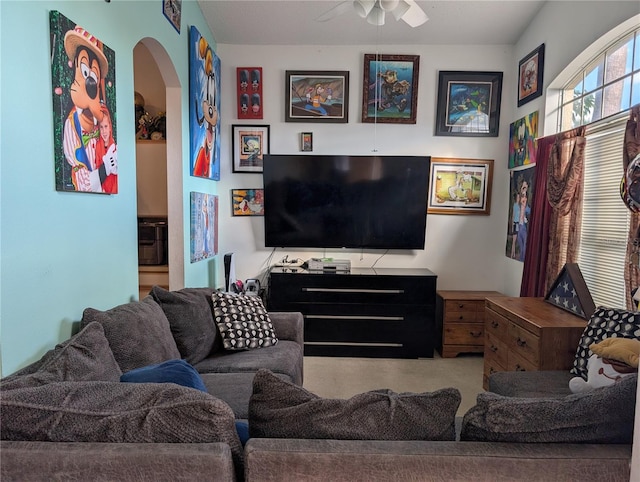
198, 0, 547, 46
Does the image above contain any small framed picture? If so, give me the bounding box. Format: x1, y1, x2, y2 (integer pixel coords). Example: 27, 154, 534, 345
518, 44, 545, 107
285, 70, 349, 123
301, 132, 313, 151
232, 189, 264, 216
163, 0, 182, 33
435, 71, 503, 137
232, 124, 269, 173
237, 67, 262, 119
427, 157, 494, 215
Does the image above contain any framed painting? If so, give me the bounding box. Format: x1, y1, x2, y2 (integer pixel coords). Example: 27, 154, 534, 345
189, 26, 220, 180
545, 263, 596, 319
50, 11, 118, 194
508, 111, 539, 168
518, 44, 545, 107
362, 54, 419, 124
505, 165, 536, 261
190, 192, 218, 263
427, 157, 493, 215
232, 189, 264, 216
163, 0, 182, 33
435, 71, 503, 137
285, 70, 349, 123
237, 67, 262, 119
301, 132, 313, 151
231, 124, 269, 173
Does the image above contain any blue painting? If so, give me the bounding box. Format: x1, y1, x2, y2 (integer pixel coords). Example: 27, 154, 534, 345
189, 26, 221, 180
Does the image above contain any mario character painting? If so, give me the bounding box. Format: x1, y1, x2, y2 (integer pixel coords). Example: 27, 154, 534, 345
50, 11, 117, 193
190, 26, 220, 180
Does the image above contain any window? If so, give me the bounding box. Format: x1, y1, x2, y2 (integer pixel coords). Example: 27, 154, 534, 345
558, 27, 638, 309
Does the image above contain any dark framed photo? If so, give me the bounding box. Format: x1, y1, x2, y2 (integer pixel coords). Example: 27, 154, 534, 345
231, 125, 269, 173
232, 189, 264, 216
544, 263, 596, 320
285, 70, 349, 123
518, 44, 545, 107
301, 132, 313, 152
163, 0, 182, 33
435, 71, 503, 137
362, 54, 419, 124
427, 157, 493, 215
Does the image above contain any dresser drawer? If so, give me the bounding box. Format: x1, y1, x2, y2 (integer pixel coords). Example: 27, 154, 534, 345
445, 299, 484, 312
443, 323, 484, 345
508, 350, 537, 372
485, 309, 510, 342
508, 323, 540, 366
484, 353, 506, 379
444, 309, 477, 323
484, 331, 508, 367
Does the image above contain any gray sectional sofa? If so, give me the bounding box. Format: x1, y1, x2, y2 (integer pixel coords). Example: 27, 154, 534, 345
1, 286, 636, 482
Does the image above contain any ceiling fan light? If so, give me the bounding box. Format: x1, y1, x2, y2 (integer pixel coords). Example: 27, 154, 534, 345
401, 3, 428, 27
353, 0, 375, 18
379, 0, 399, 12
391, 0, 411, 20
366, 5, 385, 25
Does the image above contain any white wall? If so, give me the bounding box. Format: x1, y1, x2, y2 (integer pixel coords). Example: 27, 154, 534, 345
216, 43, 515, 293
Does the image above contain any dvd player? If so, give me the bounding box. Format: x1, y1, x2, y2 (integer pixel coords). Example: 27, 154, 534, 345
307, 257, 351, 272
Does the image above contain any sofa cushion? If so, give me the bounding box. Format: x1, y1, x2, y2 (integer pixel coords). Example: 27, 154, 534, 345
249, 369, 461, 441
81, 296, 181, 372
1, 322, 121, 390
570, 306, 640, 380
121, 359, 207, 392
0, 380, 243, 470
461, 374, 637, 443
212, 292, 278, 351
150, 286, 220, 364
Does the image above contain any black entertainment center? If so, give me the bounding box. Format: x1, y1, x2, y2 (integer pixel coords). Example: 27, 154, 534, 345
268, 267, 437, 358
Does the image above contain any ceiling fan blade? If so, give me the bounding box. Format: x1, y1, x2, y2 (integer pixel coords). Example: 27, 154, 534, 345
400, 0, 429, 27
315, 1, 352, 22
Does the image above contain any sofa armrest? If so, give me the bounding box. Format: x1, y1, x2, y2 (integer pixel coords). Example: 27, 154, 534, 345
0, 441, 236, 482
244, 439, 632, 482
269, 312, 304, 347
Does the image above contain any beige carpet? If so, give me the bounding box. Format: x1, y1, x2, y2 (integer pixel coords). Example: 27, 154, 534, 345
303, 353, 485, 416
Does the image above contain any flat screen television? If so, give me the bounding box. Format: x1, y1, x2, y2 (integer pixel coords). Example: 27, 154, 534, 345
263, 154, 430, 249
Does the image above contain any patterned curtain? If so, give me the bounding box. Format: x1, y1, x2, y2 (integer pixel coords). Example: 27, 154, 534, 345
520, 127, 586, 297
623, 105, 640, 309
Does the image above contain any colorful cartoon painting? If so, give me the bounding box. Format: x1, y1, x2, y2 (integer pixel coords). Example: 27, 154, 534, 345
232, 189, 264, 216
189, 26, 221, 180
427, 158, 493, 215
505, 166, 536, 261
190, 192, 218, 263
509, 111, 538, 168
237, 67, 262, 119
50, 11, 117, 193
285, 71, 349, 123
362, 54, 419, 124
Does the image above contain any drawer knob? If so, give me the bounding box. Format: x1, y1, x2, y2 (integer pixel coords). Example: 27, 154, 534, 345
516, 338, 527, 347
491, 321, 499, 328
489, 367, 496, 374
490, 345, 498, 353
458, 315, 464, 320
515, 364, 526, 372
470, 331, 482, 338
458, 303, 465, 308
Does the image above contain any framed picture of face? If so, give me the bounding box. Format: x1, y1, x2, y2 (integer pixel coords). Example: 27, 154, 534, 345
518, 44, 545, 107
285, 70, 349, 123
435, 71, 503, 137
231, 124, 269, 173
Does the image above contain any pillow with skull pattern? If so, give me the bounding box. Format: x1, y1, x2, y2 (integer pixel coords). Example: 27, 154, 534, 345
212, 292, 278, 351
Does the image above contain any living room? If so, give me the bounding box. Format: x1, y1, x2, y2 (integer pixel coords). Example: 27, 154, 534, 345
1, 0, 640, 479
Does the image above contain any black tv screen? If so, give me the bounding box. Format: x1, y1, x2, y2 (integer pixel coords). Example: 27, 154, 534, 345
263, 154, 430, 249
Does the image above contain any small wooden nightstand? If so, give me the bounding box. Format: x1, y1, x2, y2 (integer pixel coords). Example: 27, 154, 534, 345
436, 290, 505, 358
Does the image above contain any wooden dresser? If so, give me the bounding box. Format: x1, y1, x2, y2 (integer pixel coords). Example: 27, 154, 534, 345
436, 290, 505, 358
483, 296, 587, 390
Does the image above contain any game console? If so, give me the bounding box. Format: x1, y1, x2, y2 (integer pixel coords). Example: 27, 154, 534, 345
307, 257, 351, 272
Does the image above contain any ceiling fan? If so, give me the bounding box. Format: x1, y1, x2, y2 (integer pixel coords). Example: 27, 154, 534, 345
316, 0, 429, 27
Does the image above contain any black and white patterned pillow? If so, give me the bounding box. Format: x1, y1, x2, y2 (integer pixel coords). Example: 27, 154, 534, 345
570, 306, 640, 380
212, 292, 278, 351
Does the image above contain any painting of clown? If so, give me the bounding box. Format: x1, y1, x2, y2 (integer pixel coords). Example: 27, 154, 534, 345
50, 11, 117, 193
189, 26, 221, 181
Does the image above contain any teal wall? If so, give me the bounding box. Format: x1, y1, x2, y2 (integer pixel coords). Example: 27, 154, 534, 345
0, 0, 217, 375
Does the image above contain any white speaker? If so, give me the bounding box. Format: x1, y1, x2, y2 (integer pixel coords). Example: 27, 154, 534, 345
224, 253, 236, 292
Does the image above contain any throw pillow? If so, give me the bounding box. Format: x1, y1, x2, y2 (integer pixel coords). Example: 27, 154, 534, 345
460, 374, 637, 444
212, 292, 278, 351
81, 296, 181, 373
0, 380, 243, 471
570, 306, 640, 380
150, 286, 220, 364
0, 322, 122, 390
249, 369, 461, 441
121, 359, 207, 392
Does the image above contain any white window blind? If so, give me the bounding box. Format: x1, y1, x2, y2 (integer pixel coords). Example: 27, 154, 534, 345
578, 115, 630, 308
